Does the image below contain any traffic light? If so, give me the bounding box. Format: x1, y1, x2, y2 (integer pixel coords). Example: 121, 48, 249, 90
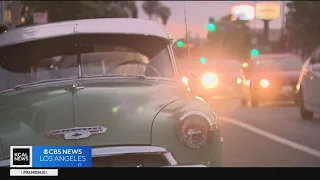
251, 49, 259, 57
207, 23, 216, 32
177, 40, 184, 48
200, 57, 207, 64
208, 17, 216, 32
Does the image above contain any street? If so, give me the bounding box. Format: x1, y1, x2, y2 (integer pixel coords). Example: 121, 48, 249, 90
211, 99, 320, 167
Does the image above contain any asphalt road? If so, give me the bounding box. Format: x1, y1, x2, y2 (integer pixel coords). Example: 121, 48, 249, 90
210, 98, 320, 167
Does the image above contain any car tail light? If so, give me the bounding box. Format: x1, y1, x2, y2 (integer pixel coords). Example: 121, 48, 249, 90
178, 112, 214, 149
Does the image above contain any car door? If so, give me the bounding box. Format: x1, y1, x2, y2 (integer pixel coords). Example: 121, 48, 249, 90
303, 47, 320, 109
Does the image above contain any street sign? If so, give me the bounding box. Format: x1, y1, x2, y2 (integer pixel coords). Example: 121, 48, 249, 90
230, 3, 255, 21
255, 2, 281, 20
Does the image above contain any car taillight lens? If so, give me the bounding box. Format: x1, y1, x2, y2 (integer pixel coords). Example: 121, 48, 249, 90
179, 114, 213, 148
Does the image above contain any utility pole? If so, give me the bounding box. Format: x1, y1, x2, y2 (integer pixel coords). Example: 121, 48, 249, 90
0, 0, 4, 25
11, 1, 21, 28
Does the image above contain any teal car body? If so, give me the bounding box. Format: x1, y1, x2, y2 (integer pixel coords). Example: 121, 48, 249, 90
0, 18, 222, 167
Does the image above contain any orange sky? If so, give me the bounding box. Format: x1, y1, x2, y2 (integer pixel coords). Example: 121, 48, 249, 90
137, 1, 286, 39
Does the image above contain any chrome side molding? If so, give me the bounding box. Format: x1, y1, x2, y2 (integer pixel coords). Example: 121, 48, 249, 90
0, 159, 9, 167
93, 146, 178, 166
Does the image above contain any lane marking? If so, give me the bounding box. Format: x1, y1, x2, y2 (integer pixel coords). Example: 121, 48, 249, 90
220, 116, 320, 159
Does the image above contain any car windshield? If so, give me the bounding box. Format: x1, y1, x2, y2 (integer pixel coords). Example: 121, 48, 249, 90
0, 34, 174, 91
252, 56, 303, 71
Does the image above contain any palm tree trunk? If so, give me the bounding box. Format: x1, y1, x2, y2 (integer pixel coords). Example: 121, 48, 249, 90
11, 1, 21, 28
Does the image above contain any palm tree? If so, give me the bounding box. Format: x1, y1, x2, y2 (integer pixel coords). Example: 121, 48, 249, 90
142, 1, 160, 20
156, 6, 171, 25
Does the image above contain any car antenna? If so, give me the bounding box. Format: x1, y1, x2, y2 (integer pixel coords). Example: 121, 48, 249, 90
184, 4, 191, 62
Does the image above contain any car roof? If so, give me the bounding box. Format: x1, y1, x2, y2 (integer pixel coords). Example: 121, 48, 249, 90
0, 18, 170, 48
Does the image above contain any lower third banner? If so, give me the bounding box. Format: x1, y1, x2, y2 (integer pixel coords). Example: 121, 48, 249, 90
10, 146, 92, 168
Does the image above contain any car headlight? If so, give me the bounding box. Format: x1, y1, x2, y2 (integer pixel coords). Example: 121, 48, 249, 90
178, 112, 214, 149
201, 72, 218, 88
260, 79, 269, 88
236, 77, 242, 84
245, 80, 251, 86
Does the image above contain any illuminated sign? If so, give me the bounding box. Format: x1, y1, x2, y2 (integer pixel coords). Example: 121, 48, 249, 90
255, 2, 281, 20
230, 3, 255, 21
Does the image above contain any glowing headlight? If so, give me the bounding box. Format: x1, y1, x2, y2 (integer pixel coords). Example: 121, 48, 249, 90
179, 112, 214, 149
236, 77, 242, 84
181, 76, 189, 86
260, 79, 269, 88
245, 80, 251, 86
202, 72, 218, 88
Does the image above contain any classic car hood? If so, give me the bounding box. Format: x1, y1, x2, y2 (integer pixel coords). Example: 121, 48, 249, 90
0, 80, 185, 159
72, 82, 184, 147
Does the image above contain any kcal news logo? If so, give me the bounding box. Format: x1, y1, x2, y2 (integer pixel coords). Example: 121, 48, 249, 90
10, 146, 33, 168
10, 146, 92, 168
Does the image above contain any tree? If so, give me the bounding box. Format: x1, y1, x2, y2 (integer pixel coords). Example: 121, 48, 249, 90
156, 6, 171, 26
142, 1, 160, 20
156, 6, 171, 25
285, 1, 320, 57
17, 1, 139, 26
206, 14, 252, 61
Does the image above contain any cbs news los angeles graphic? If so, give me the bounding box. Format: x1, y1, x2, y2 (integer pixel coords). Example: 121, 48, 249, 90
10, 146, 92, 176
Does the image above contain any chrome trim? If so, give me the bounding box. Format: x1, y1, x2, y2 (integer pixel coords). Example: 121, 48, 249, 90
167, 45, 180, 80
92, 146, 167, 157
47, 126, 107, 140
0, 159, 9, 167
92, 146, 178, 166
179, 111, 214, 127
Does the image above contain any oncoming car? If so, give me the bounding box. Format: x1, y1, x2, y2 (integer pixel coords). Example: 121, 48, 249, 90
185, 59, 245, 101
0, 18, 222, 167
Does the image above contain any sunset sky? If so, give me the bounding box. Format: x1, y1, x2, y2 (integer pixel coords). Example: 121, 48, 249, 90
137, 1, 286, 39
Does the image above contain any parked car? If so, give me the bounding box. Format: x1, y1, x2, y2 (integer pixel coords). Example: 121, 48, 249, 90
241, 54, 303, 107
297, 46, 320, 119
0, 18, 222, 167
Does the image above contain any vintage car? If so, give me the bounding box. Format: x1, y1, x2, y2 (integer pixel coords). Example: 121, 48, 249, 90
0, 18, 222, 167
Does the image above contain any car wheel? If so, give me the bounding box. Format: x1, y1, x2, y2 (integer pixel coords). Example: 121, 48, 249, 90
241, 99, 247, 106
299, 89, 313, 119
300, 103, 313, 119
250, 99, 258, 107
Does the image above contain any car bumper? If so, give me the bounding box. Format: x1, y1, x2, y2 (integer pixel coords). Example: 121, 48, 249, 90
250, 85, 299, 101
195, 83, 245, 99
